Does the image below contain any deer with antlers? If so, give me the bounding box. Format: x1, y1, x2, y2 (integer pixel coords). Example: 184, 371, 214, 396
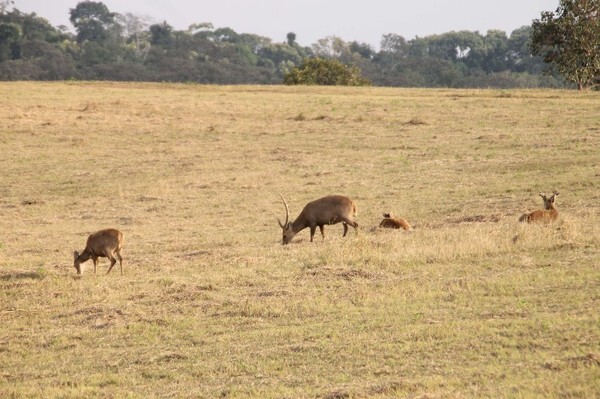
277, 194, 358, 244
519, 191, 559, 223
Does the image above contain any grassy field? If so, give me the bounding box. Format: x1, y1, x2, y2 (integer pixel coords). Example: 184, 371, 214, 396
0, 82, 599, 398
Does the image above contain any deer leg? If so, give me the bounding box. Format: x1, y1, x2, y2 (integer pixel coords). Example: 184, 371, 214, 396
116, 251, 123, 275
92, 256, 98, 274
106, 254, 117, 274
309, 225, 317, 242
341, 218, 358, 236
342, 218, 358, 229
318, 225, 325, 240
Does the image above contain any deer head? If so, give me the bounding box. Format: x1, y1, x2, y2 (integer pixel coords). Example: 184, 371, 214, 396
277, 194, 296, 244
540, 191, 559, 210
73, 251, 81, 274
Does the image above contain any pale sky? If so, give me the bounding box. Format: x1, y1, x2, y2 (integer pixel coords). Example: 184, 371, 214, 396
14, 0, 558, 49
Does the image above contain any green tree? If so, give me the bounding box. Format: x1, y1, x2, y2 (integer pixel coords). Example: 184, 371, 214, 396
0, 0, 14, 15
348, 41, 374, 59
480, 30, 509, 73
259, 43, 302, 70
0, 8, 76, 79
149, 22, 173, 46
69, 1, 117, 43
0, 0, 15, 15
379, 33, 408, 67
531, 0, 600, 90
0, 21, 19, 61
312, 36, 347, 58
286, 32, 296, 46
283, 57, 371, 86
116, 12, 151, 60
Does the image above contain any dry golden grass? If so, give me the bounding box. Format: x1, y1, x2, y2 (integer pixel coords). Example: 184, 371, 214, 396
0, 82, 599, 398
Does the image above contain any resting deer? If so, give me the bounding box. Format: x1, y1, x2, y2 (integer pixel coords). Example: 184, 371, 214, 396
379, 212, 411, 231
74, 228, 124, 275
277, 194, 358, 245
519, 191, 559, 223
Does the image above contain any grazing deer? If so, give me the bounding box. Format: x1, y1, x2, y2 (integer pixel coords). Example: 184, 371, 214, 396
519, 191, 559, 223
277, 194, 358, 245
379, 212, 411, 231
74, 228, 124, 275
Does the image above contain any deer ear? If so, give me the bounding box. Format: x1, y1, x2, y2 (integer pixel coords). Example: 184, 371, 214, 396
553, 191, 559, 196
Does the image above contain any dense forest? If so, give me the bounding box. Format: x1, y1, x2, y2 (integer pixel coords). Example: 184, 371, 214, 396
0, 1, 568, 88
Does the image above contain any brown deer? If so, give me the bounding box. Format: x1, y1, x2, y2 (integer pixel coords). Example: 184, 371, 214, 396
379, 212, 411, 231
277, 194, 358, 245
519, 191, 559, 223
74, 228, 124, 275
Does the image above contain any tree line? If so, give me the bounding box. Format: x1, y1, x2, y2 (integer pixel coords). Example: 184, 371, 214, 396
0, 0, 596, 88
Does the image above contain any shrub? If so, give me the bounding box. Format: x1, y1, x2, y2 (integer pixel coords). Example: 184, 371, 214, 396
283, 57, 371, 86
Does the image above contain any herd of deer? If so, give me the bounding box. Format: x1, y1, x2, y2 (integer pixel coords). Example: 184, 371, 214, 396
73, 191, 560, 275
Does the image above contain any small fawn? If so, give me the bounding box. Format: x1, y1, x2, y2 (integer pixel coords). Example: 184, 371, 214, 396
519, 191, 559, 223
379, 212, 411, 231
74, 228, 124, 275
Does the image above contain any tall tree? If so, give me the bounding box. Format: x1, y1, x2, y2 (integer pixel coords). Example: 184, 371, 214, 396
0, 21, 19, 61
0, 0, 14, 15
286, 32, 296, 46
149, 21, 173, 46
380, 33, 407, 57
506, 26, 546, 74
116, 12, 151, 60
531, 0, 600, 90
312, 36, 347, 58
69, 1, 116, 43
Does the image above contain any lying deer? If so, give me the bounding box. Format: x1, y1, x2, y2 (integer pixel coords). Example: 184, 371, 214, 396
277, 194, 358, 244
379, 212, 411, 230
519, 191, 559, 223
74, 228, 124, 275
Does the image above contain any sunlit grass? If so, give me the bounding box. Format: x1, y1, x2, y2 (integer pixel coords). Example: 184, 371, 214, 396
0, 82, 599, 398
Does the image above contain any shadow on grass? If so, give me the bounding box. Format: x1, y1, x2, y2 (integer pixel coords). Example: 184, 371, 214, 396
0, 271, 46, 281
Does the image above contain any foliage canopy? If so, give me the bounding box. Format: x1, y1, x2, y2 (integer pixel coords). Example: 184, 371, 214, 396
0, 0, 569, 88
531, 0, 600, 90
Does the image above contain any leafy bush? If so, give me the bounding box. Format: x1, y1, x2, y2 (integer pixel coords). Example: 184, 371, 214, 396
283, 57, 371, 86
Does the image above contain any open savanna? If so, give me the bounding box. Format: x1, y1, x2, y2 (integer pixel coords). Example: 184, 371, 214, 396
0, 82, 599, 398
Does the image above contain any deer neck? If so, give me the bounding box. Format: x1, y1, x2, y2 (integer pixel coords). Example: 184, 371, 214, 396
77, 249, 92, 262
291, 215, 309, 233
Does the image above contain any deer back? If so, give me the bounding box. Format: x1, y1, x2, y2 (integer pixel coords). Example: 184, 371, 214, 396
85, 228, 124, 256
520, 191, 559, 223
298, 195, 356, 226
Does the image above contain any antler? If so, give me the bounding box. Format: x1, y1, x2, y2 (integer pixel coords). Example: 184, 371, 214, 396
277, 193, 290, 228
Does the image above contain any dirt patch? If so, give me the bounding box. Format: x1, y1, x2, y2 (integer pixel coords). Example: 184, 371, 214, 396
447, 214, 503, 224
0, 271, 45, 281
57, 306, 127, 329
566, 353, 600, 368
337, 268, 377, 280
